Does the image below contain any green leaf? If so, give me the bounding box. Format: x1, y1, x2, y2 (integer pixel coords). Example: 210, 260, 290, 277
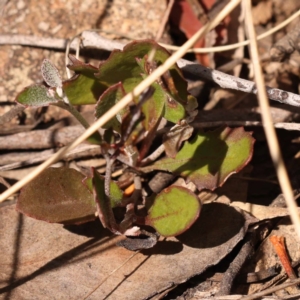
41, 59, 62, 88
110, 180, 124, 208
95, 40, 189, 124
63, 41, 194, 124
146, 186, 201, 237
95, 82, 127, 132
95, 41, 166, 90
63, 56, 107, 105
141, 127, 255, 191
137, 57, 185, 124
16, 84, 58, 107
84, 173, 123, 208
139, 79, 165, 131
16, 167, 96, 224
163, 94, 186, 123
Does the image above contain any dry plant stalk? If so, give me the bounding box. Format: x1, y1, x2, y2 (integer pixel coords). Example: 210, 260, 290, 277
241, 277, 300, 300
160, 9, 300, 53
244, 0, 300, 240
154, 0, 174, 41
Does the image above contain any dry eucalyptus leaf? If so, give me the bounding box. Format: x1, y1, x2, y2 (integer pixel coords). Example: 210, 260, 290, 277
231, 201, 300, 220
0, 203, 256, 299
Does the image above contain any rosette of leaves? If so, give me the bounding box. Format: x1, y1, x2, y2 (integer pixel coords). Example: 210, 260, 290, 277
15, 39, 255, 249
65, 40, 198, 127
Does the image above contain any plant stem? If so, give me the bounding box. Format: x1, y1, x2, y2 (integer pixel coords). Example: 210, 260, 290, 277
53, 101, 90, 129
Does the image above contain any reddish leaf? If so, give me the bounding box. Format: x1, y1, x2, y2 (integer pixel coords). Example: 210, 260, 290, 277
16, 167, 96, 224
169, 0, 230, 65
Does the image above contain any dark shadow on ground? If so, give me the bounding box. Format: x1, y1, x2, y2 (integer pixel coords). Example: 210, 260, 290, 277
176, 202, 246, 248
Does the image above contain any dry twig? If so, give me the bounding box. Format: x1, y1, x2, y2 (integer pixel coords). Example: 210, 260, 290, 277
154, 0, 174, 41
240, 277, 300, 300
0, 105, 25, 125
269, 236, 297, 280
0, 144, 102, 172
1, 9, 299, 54
1, 32, 300, 106
78, 31, 300, 108
217, 232, 255, 296
0, 125, 84, 150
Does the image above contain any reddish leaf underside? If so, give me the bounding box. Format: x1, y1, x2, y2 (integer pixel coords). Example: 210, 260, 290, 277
169, 0, 230, 65
16, 167, 96, 224
91, 168, 124, 229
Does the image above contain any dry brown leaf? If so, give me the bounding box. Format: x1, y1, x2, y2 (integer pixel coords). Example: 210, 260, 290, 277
252, 0, 273, 25
0, 202, 257, 299
231, 201, 300, 220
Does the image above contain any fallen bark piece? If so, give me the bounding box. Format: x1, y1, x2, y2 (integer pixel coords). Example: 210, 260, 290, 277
230, 201, 300, 220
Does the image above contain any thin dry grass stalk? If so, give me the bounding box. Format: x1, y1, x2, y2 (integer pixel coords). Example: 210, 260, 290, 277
244, 0, 300, 240
1, 9, 299, 55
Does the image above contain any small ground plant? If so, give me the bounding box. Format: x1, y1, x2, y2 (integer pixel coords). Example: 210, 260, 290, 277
15, 40, 254, 249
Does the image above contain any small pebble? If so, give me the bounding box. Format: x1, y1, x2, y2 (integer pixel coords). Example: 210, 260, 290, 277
38, 21, 50, 32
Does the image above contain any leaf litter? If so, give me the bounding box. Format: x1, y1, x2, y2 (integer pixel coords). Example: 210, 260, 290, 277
0, 202, 256, 299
